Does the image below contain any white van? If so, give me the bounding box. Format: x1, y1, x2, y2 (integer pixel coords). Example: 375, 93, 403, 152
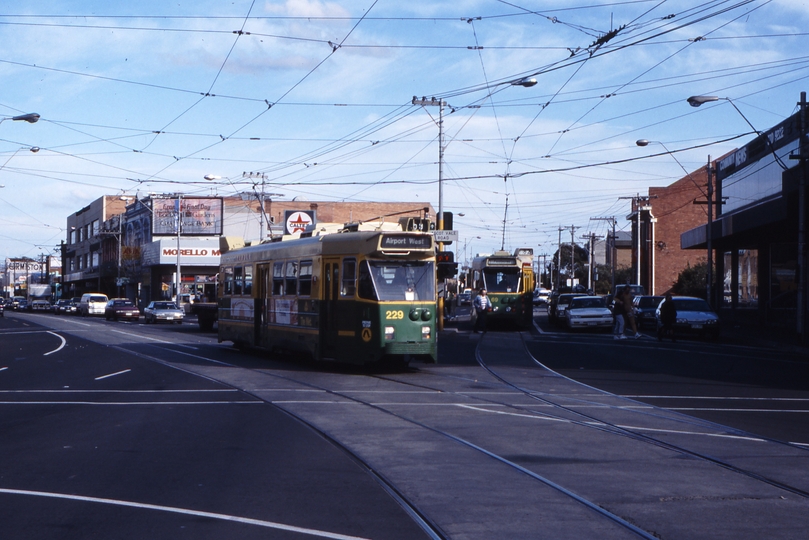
79, 293, 108, 316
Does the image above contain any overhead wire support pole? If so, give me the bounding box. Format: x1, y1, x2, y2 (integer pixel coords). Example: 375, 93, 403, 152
413, 96, 449, 331
790, 91, 807, 342
590, 217, 616, 293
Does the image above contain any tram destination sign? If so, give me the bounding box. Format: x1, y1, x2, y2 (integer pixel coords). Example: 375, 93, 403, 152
379, 234, 433, 250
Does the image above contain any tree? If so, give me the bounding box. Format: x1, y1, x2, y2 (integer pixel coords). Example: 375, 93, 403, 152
672, 261, 708, 299
550, 243, 589, 288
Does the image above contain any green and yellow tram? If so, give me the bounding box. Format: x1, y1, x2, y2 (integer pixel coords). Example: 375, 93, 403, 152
470, 248, 534, 328
216, 225, 437, 365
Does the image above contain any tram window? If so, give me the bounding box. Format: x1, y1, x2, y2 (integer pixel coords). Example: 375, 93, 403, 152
244, 265, 253, 296
341, 258, 356, 297
234, 266, 243, 295
365, 260, 435, 301
285, 261, 298, 295
224, 266, 234, 296
483, 268, 520, 293
273, 262, 284, 295
298, 261, 313, 296
358, 261, 377, 300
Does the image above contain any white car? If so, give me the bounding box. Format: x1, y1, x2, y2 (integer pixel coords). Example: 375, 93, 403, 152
143, 301, 184, 324
533, 288, 551, 306
565, 296, 613, 331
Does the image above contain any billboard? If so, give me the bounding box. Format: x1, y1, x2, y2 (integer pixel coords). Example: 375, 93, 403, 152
152, 197, 223, 236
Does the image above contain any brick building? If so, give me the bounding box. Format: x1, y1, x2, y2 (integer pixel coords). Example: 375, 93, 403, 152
632, 164, 716, 296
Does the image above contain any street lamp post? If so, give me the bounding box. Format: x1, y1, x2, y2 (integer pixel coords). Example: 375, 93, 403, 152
0, 113, 40, 125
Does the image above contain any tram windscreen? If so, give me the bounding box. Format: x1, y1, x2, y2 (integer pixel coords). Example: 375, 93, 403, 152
483, 267, 521, 293
359, 260, 435, 301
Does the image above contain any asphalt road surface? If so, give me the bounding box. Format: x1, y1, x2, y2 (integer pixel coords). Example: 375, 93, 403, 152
2, 308, 808, 539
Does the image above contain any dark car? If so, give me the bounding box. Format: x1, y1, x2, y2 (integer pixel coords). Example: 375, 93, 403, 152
655, 296, 720, 340
632, 295, 664, 328
104, 298, 140, 321
458, 292, 472, 306
54, 299, 77, 315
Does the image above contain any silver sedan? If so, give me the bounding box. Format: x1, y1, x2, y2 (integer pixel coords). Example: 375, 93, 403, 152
143, 301, 184, 324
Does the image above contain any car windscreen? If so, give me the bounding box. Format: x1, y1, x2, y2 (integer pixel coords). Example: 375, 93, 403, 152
90, 296, 107, 302
358, 260, 435, 301
673, 299, 712, 312
482, 268, 521, 293
638, 296, 663, 308
570, 297, 605, 309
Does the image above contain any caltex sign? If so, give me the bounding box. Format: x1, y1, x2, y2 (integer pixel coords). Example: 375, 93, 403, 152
284, 210, 316, 235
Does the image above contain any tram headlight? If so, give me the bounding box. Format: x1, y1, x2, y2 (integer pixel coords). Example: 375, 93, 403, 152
420, 308, 432, 321
422, 326, 431, 340
385, 326, 395, 341
409, 309, 420, 321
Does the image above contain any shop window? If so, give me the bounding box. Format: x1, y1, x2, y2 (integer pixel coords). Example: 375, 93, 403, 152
341, 258, 356, 297
285, 261, 298, 295
299, 261, 313, 296
273, 262, 284, 295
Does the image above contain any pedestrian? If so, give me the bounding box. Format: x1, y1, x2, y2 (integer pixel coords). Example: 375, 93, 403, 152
622, 288, 642, 339
658, 292, 677, 342
612, 288, 626, 340
473, 288, 491, 334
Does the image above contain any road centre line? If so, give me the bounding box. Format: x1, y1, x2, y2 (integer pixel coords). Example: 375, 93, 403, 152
0, 488, 370, 540
44, 331, 66, 356
625, 395, 809, 402
110, 329, 198, 349
95, 369, 131, 381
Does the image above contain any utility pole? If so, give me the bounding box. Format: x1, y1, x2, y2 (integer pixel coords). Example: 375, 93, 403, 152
568, 225, 578, 288
591, 217, 616, 293
556, 226, 564, 290
790, 91, 807, 342
580, 233, 602, 292
413, 96, 450, 330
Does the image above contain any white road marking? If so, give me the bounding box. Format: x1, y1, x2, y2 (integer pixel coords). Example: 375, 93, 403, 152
110, 329, 198, 349
95, 369, 131, 381
0, 488, 370, 540
44, 332, 67, 356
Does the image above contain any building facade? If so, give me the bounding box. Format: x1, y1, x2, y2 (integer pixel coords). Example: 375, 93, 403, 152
682, 96, 808, 336
63, 195, 435, 307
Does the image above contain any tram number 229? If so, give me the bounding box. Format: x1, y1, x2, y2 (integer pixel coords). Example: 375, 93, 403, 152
385, 310, 405, 320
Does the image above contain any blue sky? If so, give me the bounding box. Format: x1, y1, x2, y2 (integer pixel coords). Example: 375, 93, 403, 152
1, 0, 808, 264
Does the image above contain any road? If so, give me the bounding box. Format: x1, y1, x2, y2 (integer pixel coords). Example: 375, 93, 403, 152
1, 308, 808, 539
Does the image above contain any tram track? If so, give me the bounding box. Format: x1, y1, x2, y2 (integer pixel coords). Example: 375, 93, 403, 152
468, 332, 809, 500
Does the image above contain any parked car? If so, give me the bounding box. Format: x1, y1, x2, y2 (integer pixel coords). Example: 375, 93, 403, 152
104, 298, 140, 321
632, 295, 664, 328
10, 296, 27, 311
31, 299, 51, 311
458, 292, 472, 306
54, 299, 77, 315
0, 302, 4, 317
655, 296, 720, 340
548, 293, 587, 325
143, 301, 184, 324
565, 296, 613, 331
78, 293, 109, 316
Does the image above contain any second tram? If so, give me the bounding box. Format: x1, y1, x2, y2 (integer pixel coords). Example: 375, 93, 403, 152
216, 224, 437, 366
470, 248, 534, 328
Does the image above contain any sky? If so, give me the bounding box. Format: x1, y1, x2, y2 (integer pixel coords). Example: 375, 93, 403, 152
1, 0, 808, 265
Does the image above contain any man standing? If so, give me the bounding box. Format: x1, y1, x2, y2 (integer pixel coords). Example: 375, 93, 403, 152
473, 288, 491, 334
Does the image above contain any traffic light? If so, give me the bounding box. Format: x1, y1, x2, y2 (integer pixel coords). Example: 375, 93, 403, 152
436, 251, 457, 279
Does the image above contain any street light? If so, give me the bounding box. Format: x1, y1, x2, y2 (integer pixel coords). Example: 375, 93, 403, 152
0, 113, 40, 125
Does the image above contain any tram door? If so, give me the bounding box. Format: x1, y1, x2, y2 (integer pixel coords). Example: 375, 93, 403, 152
255, 264, 270, 346
322, 259, 340, 355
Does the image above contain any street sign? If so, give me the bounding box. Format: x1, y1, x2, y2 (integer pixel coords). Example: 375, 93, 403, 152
433, 230, 458, 243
